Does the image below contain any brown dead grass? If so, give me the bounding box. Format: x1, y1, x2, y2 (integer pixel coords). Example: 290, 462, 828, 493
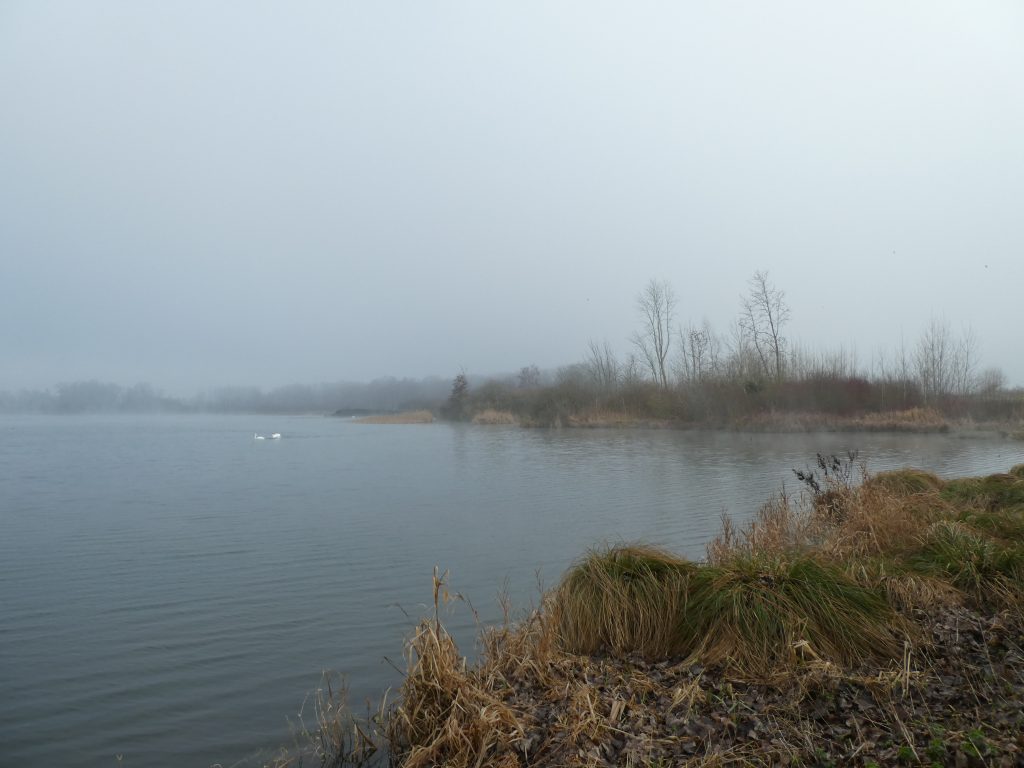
356, 410, 434, 424
848, 407, 949, 431
566, 409, 666, 428
471, 409, 518, 425
386, 570, 529, 768
735, 407, 951, 433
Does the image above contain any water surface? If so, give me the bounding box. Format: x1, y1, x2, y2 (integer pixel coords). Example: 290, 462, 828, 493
1, 414, 1019, 767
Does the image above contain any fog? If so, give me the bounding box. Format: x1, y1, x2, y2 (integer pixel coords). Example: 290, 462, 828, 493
2, 1, 1023, 395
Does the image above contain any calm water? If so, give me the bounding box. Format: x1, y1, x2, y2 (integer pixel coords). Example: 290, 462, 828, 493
1, 414, 1020, 767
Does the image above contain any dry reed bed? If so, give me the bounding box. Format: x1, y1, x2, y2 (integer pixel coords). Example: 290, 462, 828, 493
284, 463, 1024, 768
355, 410, 435, 424
472, 409, 519, 425
734, 407, 952, 434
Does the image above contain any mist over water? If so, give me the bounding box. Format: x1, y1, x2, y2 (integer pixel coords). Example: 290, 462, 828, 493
3, 3, 1024, 390
2, 414, 1020, 767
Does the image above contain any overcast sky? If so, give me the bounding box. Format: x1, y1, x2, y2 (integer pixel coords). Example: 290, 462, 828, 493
2, 1, 1022, 393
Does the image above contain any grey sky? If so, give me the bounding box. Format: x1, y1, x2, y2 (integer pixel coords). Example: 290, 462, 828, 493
2, 1, 1022, 393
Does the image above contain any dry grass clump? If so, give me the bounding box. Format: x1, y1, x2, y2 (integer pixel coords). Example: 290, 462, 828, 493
1011, 463, 1024, 478
356, 410, 434, 424
553, 545, 695, 658
387, 571, 527, 768
832, 482, 953, 560
471, 409, 518, 425
680, 554, 902, 674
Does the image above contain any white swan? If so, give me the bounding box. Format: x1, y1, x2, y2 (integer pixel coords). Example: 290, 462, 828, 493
254, 432, 266, 440
270, 433, 281, 439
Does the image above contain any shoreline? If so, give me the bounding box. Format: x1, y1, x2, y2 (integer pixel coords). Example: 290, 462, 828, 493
274, 462, 1024, 768
351, 406, 1023, 440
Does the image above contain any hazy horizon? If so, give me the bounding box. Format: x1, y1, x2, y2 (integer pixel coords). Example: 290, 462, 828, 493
4, 2, 1023, 392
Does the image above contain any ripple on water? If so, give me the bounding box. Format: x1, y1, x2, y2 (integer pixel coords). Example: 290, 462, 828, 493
1, 414, 1019, 767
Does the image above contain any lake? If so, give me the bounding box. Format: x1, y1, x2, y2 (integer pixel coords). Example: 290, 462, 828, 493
1, 414, 1020, 767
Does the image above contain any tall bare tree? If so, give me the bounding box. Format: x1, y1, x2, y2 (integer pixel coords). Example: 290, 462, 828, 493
739, 270, 790, 381
585, 339, 621, 391
631, 279, 676, 388
914, 318, 978, 400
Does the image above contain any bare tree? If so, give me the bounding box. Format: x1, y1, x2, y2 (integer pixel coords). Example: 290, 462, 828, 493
914, 318, 979, 400
517, 364, 541, 390
631, 279, 676, 388
585, 339, 620, 391
739, 270, 790, 381
679, 320, 720, 382
622, 353, 643, 386
722, 318, 761, 382
953, 326, 979, 396
977, 367, 1006, 398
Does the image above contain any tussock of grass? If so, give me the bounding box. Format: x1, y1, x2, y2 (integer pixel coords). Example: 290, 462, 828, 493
1010, 463, 1024, 478
680, 555, 901, 674
909, 520, 1024, 606
553, 545, 695, 658
864, 468, 945, 495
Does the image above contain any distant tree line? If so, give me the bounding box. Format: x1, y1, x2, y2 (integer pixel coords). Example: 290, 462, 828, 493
5, 271, 1019, 425
0, 377, 452, 415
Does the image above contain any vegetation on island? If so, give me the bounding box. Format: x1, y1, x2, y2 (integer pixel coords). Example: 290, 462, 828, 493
442, 273, 1023, 432
354, 410, 434, 425
270, 461, 1024, 768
